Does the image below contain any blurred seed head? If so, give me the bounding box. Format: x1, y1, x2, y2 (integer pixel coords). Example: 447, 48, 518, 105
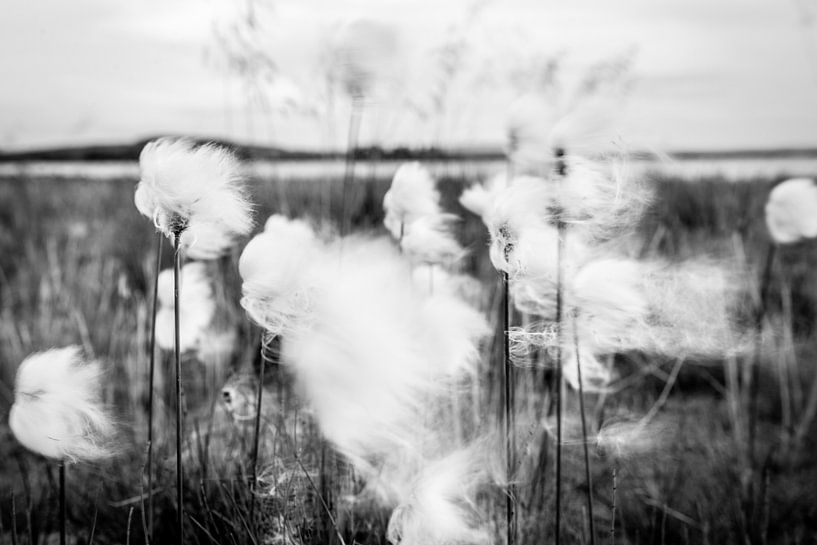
383, 162, 442, 239
765, 177, 817, 244
400, 214, 465, 265
155, 262, 216, 352
9, 346, 115, 462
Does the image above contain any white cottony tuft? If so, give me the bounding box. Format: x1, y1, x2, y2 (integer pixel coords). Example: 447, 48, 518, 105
596, 416, 672, 460
134, 137, 253, 257
239, 228, 489, 471
486, 176, 591, 281
383, 163, 442, 239
9, 346, 115, 462
332, 18, 401, 100
400, 214, 465, 265
238, 215, 322, 336
510, 256, 746, 391
484, 165, 648, 276
506, 60, 630, 174
155, 262, 216, 352
239, 226, 493, 538
459, 171, 508, 221
765, 178, 817, 244
387, 446, 490, 545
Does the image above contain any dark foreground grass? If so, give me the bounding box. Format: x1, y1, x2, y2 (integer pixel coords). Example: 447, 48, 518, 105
0, 169, 816, 544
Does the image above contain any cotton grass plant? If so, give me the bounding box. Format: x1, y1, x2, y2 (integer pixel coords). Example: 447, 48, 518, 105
239, 216, 497, 545
9, 346, 116, 544
134, 137, 252, 543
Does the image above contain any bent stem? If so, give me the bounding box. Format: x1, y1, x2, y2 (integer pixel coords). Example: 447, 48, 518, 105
573, 311, 596, 545
146, 232, 163, 543
173, 229, 184, 544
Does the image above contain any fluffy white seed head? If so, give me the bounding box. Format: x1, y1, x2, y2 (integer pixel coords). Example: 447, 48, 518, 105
400, 214, 465, 265
459, 171, 509, 222
509, 256, 745, 390
9, 347, 115, 462
155, 262, 216, 352
387, 446, 490, 545
332, 18, 400, 100
765, 178, 817, 244
506, 65, 629, 174
383, 163, 441, 239
486, 177, 591, 280
238, 215, 322, 335
134, 137, 253, 256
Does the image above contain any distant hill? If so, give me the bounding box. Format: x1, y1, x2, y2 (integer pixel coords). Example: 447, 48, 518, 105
0, 137, 506, 163
1, 137, 816, 162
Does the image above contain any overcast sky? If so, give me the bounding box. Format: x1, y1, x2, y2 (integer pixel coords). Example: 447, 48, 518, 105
2, 0, 817, 152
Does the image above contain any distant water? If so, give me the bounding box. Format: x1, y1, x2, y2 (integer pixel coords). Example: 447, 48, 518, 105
1, 157, 816, 181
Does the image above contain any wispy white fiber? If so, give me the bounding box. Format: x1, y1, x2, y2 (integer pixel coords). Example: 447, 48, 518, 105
383, 162, 442, 239
9, 346, 115, 462
134, 137, 253, 257
765, 178, 817, 244
238, 215, 323, 336
411, 264, 485, 307
240, 225, 496, 543
484, 164, 648, 277
400, 214, 465, 265
459, 171, 508, 221
155, 262, 216, 352
509, 257, 746, 390
387, 446, 490, 545
595, 416, 672, 460
330, 18, 401, 100
506, 56, 631, 175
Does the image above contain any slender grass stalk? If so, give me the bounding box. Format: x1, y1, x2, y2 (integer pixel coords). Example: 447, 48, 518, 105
126, 506, 135, 545
554, 147, 567, 545
11, 492, 18, 545
504, 154, 517, 545
572, 311, 596, 545
146, 232, 163, 543
173, 229, 184, 544
59, 461, 66, 545
248, 336, 271, 529
749, 243, 775, 483
340, 96, 364, 237
610, 465, 617, 545
503, 271, 515, 545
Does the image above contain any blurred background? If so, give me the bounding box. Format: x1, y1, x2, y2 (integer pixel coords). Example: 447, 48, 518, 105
2, 0, 817, 172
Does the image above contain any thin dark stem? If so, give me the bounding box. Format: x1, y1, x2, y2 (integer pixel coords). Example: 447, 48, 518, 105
503, 271, 515, 545
248, 338, 269, 530
11, 492, 18, 545
340, 97, 363, 237
146, 232, 163, 543
610, 465, 617, 545
173, 230, 184, 544
573, 312, 596, 545
59, 461, 66, 545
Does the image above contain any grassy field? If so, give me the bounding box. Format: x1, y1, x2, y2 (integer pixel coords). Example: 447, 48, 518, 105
0, 166, 816, 544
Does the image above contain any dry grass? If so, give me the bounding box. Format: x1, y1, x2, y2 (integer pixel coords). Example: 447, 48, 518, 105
0, 168, 816, 544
